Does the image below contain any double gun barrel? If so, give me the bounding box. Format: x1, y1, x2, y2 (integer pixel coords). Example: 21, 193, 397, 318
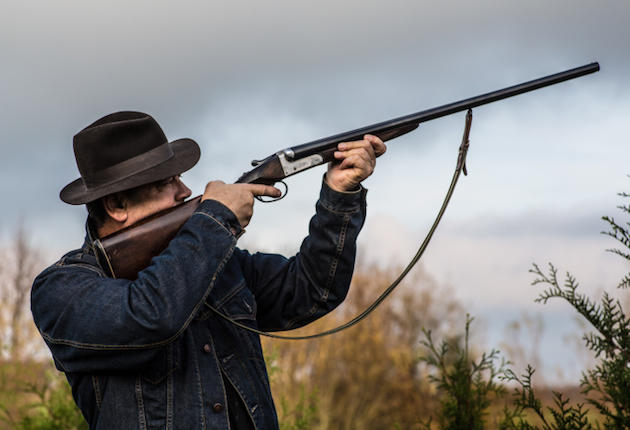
95, 62, 600, 279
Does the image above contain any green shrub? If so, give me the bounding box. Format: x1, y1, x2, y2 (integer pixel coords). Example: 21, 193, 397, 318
421, 315, 509, 429
501, 184, 630, 429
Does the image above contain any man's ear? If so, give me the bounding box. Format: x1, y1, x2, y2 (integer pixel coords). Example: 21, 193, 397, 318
102, 194, 128, 223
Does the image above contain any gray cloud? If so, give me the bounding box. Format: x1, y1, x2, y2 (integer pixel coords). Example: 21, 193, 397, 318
2, 0, 628, 130
1, 0, 628, 244
443, 209, 609, 238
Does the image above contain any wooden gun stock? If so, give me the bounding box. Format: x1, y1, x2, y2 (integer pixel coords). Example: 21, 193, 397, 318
94, 196, 201, 279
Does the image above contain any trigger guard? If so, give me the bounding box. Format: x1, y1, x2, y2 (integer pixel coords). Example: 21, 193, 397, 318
255, 181, 288, 203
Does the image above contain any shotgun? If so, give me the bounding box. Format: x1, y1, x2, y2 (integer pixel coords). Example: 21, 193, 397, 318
94, 62, 600, 279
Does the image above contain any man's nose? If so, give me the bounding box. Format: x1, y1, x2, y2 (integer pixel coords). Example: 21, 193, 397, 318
175, 178, 192, 201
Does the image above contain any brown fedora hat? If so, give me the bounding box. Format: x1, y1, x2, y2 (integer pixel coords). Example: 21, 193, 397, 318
60, 111, 200, 205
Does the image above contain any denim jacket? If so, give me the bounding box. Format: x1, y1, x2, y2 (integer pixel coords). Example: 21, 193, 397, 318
31, 180, 367, 430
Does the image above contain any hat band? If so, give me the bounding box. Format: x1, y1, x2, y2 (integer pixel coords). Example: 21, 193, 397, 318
83, 143, 174, 189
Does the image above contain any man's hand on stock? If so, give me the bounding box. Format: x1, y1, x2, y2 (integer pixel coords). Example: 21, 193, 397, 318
202, 181, 281, 228
326, 134, 386, 192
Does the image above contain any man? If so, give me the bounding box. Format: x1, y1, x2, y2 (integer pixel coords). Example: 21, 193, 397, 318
31, 111, 385, 429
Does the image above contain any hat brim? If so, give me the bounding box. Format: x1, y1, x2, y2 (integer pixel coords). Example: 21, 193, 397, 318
60, 138, 200, 205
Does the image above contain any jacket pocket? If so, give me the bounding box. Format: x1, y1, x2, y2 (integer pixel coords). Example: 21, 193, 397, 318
218, 282, 257, 323
195, 272, 257, 322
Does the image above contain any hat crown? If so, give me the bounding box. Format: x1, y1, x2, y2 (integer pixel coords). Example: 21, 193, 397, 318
73, 111, 169, 184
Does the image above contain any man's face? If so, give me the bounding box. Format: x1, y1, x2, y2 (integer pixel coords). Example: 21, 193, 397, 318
124, 175, 192, 226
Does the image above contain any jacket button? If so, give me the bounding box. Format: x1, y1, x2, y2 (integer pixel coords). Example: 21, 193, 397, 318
203, 344, 211, 353
212, 402, 224, 413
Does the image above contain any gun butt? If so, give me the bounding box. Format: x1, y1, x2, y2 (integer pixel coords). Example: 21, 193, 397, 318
97, 196, 202, 279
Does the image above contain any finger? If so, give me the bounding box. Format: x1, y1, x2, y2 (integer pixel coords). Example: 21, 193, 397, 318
246, 184, 282, 197
364, 134, 387, 157
335, 142, 376, 162
353, 149, 374, 169
362, 139, 377, 161
339, 154, 372, 172
334, 148, 375, 169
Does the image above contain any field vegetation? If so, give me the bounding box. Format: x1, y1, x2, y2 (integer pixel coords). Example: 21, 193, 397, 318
0, 186, 628, 429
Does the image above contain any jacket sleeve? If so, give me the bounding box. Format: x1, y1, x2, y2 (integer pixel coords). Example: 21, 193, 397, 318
235, 179, 367, 331
31, 200, 242, 373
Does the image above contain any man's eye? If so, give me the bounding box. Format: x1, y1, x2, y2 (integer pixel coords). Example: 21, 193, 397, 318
157, 175, 181, 189
155, 177, 174, 189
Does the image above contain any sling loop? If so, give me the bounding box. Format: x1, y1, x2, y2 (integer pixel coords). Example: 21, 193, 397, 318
205, 109, 474, 340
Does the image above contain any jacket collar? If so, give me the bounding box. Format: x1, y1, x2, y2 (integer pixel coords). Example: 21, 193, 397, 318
82, 218, 113, 277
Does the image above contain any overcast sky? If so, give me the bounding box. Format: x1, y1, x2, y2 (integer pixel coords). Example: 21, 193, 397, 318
2, 0, 629, 382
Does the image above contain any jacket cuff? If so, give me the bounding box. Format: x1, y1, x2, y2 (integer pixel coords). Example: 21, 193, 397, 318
320, 175, 367, 213
194, 199, 244, 237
